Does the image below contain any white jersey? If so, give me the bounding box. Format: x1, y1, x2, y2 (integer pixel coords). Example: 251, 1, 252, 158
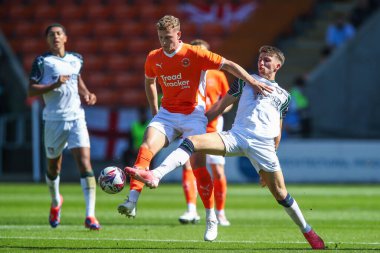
30, 52, 85, 121
229, 74, 290, 139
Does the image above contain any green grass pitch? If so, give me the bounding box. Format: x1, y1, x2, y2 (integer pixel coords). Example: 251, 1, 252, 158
0, 183, 379, 252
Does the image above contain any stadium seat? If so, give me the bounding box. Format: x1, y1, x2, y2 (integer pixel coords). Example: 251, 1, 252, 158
83, 55, 104, 72
33, 5, 59, 21
111, 5, 139, 21
104, 55, 133, 73
71, 39, 98, 54
113, 73, 143, 89
85, 5, 112, 20
10, 22, 43, 38
93, 22, 119, 38
84, 73, 114, 89
66, 22, 93, 37
98, 39, 127, 54
7, 5, 34, 21
118, 22, 146, 38
127, 38, 154, 55
60, 5, 86, 20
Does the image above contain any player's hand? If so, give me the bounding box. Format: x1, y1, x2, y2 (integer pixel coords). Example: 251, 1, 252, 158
55, 75, 70, 87
84, 93, 97, 105
256, 81, 273, 96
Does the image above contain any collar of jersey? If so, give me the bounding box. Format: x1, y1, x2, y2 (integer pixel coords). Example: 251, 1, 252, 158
163, 41, 183, 58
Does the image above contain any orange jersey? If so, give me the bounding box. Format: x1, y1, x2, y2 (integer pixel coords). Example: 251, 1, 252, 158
205, 70, 229, 132
145, 42, 223, 115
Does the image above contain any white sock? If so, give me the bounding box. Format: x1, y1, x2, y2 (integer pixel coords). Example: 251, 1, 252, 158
205, 208, 217, 221
80, 176, 96, 217
283, 200, 311, 233
46, 174, 60, 207
153, 148, 191, 179
188, 203, 197, 213
129, 189, 140, 203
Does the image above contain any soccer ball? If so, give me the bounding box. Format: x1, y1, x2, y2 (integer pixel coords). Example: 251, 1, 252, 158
98, 166, 126, 194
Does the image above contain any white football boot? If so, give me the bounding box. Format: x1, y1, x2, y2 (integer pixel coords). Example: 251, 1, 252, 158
118, 197, 136, 218
178, 211, 201, 224
217, 213, 231, 227
204, 218, 218, 241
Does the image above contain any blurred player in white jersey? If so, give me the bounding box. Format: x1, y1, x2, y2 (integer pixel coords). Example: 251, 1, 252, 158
28, 23, 100, 230
125, 46, 325, 249
179, 39, 231, 226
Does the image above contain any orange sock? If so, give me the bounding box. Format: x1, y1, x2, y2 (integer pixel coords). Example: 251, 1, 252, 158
214, 176, 227, 211
182, 169, 197, 205
192, 166, 214, 209
129, 146, 153, 192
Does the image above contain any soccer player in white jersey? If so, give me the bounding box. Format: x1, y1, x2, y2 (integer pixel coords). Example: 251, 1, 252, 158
28, 23, 100, 230
125, 46, 325, 249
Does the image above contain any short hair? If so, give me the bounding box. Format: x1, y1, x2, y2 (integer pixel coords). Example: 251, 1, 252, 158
45, 23, 66, 36
190, 39, 210, 50
259, 45, 285, 65
156, 15, 180, 31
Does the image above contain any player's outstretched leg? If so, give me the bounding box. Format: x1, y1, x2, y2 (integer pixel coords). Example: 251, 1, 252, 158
124, 166, 160, 188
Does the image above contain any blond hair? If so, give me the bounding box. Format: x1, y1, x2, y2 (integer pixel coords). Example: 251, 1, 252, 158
190, 39, 210, 50
259, 45, 285, 65
156, 15, 180, 31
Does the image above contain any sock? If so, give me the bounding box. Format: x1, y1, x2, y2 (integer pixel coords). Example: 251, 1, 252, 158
205, 208, 217, 221
129, 146, 154, 192
192, 166, 214, 209
154, 148, 192, 179
182, 169, 197, 210
80, 174, 96, 217
128, 189, 140, 203
46, 174, 60, 207
214, 176, 227, 212
278, 193, 311, 233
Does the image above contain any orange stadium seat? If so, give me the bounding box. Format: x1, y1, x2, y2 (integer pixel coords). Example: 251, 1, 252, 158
84, 73, 113, 89
85, 5, 112, 20
113, 73, 143, 89
66, 22, 93, 37
118, 22, 146, 38
83, 55, 104, 72
11, 38, 46, 55
7, 5, 34, 20
33, 5, 60, 21
104, 55, 133, 73
93, 22, 119, 38
111, 5, 139, 21
71, 39, 98, 54
119, 89, 147, 107
12, 22, 43, 38
60, 5, 86, 20
98, 39, 127, 54
127, 38, 154, 55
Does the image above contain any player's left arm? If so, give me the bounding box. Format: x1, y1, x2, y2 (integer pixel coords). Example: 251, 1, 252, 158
221, 59, 273, 94
274, 119, 283, 151
206, 93, 237, 123
78, 75, 97, 105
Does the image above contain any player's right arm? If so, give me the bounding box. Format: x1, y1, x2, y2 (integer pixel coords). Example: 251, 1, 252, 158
145, 77, 159, 116
28, 75, 69, 97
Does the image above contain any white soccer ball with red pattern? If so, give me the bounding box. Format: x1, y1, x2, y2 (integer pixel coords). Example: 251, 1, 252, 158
98, 166, 126, 194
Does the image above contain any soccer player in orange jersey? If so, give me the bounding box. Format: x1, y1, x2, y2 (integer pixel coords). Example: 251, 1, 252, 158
118, 15, 272, 241
179, 39, 231, 226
